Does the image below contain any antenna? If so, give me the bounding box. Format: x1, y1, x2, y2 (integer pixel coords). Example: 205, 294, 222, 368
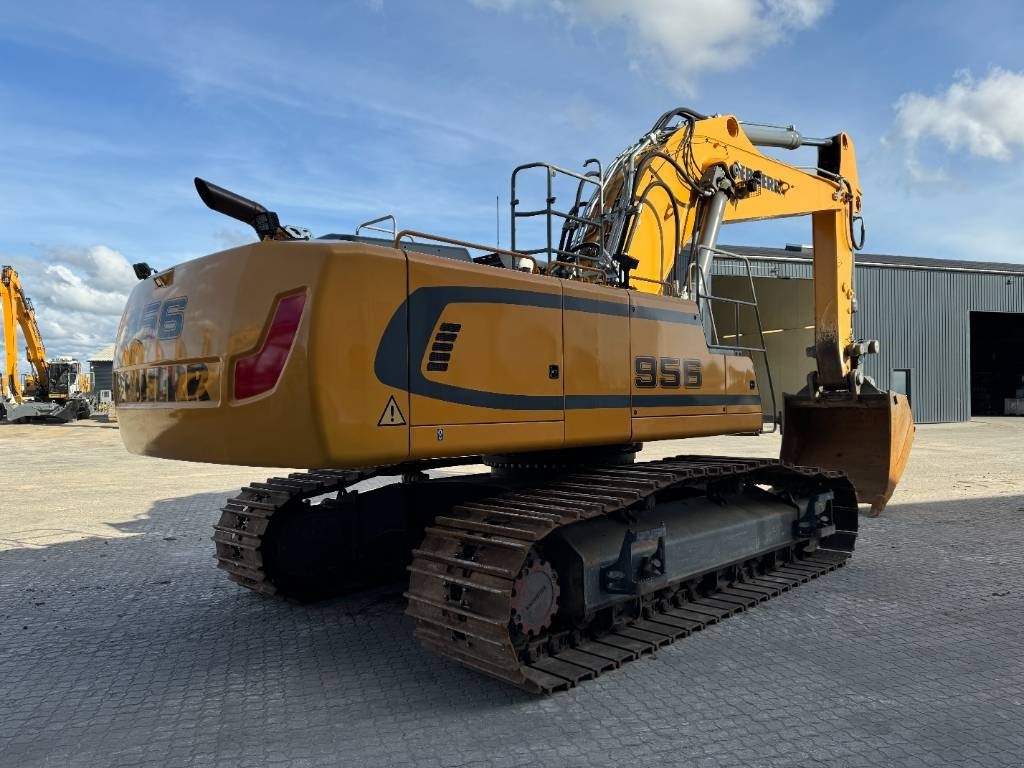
496, 195, 500, 249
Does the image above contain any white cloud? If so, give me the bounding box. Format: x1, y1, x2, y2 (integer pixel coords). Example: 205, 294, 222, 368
470, 0, 831, 93
1, 246, 134, 373
49, 245, 138, 294
895, 68, 1024, 162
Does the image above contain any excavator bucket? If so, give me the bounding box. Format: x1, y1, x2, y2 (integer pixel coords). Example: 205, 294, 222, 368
781, 388, 914, 514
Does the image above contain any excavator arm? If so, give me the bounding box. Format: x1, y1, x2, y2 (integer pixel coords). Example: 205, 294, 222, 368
575, 111, 913, 510
590, 114, 858, 386
1, 266, 49, 404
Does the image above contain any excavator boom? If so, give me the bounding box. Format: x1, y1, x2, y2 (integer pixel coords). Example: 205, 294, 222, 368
1, 265, 49, 403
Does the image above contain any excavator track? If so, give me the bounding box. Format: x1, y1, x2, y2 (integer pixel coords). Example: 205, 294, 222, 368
213, 468, 378, 596
213, 453, 856, 693
213, 457, 485, 599
405, 455, 857, 693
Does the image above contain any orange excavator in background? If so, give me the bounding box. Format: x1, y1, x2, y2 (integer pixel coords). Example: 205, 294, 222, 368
21, 374, 39, 398
115, 107, 914, 692
1, 265, 92, 423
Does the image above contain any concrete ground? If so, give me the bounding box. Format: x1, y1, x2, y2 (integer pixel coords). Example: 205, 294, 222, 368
1, 418, 1022, 767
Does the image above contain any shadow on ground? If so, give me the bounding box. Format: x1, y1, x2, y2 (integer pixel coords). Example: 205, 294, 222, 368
1, 488, 1022, 767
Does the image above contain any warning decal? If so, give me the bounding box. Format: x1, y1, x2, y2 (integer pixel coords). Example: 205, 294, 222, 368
377, 395, 406, 427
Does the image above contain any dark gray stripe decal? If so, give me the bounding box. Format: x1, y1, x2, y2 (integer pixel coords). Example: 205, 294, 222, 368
564, 394, 630, 409
373, 285, 750, 411
564, 394, 761, 409
632, 394, 762, 408
375, 286, 564, 410
632, 304, 701, 324
563, 296, 630, 317
562, 295, 701, 326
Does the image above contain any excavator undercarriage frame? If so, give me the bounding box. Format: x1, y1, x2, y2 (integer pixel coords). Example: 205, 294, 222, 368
215, 453, 856, 692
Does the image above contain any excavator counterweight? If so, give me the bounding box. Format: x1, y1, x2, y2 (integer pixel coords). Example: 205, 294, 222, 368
115, 108, 913, 692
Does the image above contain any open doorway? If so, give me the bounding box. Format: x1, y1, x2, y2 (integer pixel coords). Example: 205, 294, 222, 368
970, 311, 1024, 415
711, 274, 815, 419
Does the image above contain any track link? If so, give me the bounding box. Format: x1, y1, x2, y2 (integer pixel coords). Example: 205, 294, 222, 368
213, 457, 483, 598
405, 455, 857, 693
213, 468, 378, 596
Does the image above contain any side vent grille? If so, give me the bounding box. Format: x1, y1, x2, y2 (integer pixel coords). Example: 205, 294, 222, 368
427, 322, 461, 372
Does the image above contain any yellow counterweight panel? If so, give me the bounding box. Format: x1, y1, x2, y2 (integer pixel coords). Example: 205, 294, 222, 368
312, 242, 410, 467
562, 281, 630, 448
116, 240, 412, 468
116, 239, 766, 468
632, 412, 764, 441
406, 252, 563, 426
626, 291, 761, 441
628, 291, 723, 420
724, 354, 763, 422
409, 421, 565, 461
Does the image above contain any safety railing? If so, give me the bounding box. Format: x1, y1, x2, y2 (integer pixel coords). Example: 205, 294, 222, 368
393, 230, 540, 273
629, 273, 679, 296
510, 160, 610, 279
357, 214, 400, 240
690, 246, 779, 431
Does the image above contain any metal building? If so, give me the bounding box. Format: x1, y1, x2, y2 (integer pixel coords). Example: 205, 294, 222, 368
709, 245, 1024, 424
88, 344, 115, 400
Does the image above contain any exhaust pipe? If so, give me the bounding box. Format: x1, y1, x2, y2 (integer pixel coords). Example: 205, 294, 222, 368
194, 178, 282, 240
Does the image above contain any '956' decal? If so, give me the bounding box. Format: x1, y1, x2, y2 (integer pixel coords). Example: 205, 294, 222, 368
634, 356, 702, 389
125, 297, 188, 341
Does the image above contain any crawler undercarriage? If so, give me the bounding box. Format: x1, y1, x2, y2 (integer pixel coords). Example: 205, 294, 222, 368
214, 453, 856, 692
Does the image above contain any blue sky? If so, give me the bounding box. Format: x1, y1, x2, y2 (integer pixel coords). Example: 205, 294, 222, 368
2, 0, 1023, 364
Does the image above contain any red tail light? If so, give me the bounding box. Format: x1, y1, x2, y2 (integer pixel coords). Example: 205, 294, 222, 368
234, 292, 306, 400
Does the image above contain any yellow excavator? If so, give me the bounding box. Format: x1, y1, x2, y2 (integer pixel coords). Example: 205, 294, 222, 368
21, 374, 39, 398
1, 265, 93, 423
115, 108, 914, 692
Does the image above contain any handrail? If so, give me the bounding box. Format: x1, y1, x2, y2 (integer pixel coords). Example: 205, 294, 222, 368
356, 214, 399, 239
510, 161, 607, 267
689, 247, 779, 432
511, 161, 603, 186
628, 273, 678, 296
393, 230, 539, 273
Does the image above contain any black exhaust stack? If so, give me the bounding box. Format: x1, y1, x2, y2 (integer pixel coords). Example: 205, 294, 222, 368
194, 177, 282, 240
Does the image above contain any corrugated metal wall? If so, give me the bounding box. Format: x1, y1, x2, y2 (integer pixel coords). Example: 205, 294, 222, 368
712, 257, 811, 280
91, 362, 113, 394
712, 257, 1024, 423
854, 266, 1024, 423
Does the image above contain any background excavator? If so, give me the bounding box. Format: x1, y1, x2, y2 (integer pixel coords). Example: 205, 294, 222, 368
115, 108, 914, 692
1, 265, 93, 423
